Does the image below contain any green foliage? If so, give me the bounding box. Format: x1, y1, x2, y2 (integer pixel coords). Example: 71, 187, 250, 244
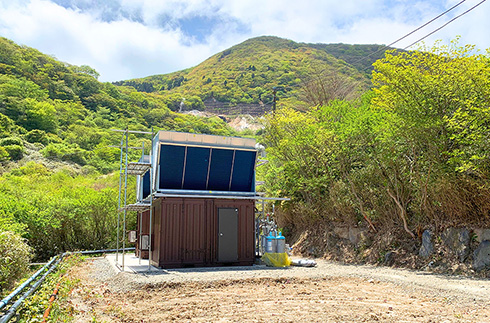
42, 142, 88, 165
22, 99, 58, 132
0, 231, 32, 293
24, 129, 49, 145
0, 164, 132, 260
373, 39, 490, 174
0, 36, 236, 173
0, 136, 23, 146
0, 146, 8, 161
263, 40, 490, 234
0, 113, 16, 138
0, 209, 26, 234
312, 43, 394, 77
2, 144, 23, 160
116, 36, 370, 108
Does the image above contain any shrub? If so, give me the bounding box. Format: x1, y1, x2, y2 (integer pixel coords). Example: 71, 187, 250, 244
3, 144, 23, 160
0, 231, 32, 293
0, 136, 23, 147
41, 143, 88, 165
24, 129, 49, 145
0, 113, 16, 138
0, 147, 8, 161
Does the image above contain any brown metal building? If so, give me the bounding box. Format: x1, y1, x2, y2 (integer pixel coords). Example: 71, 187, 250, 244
134, 131, 258, 268
149, 197, 255, 268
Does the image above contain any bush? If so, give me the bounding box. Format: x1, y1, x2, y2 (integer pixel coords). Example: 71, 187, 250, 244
0, 231, 32, 293
0, 136, 23, 147
41, 143, 88, 165
3, 144, 23, 160
24, 129, 49, 145
0, 113, 16, 138
0, 147, 8, 161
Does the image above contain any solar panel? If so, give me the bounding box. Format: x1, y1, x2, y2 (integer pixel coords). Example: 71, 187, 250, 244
153, 131, 257, 195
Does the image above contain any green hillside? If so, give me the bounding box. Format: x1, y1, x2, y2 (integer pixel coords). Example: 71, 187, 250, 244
2, 32, 490, 295
310, 43, 390, 77
0, 37, 236, 171
114, 36, 388, 109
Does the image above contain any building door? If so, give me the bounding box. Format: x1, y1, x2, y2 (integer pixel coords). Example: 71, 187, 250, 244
218, 208, 238, 262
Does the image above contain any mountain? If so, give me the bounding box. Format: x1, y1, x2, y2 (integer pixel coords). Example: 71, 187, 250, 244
0, 35, 393, 171
113, 36, 393, 112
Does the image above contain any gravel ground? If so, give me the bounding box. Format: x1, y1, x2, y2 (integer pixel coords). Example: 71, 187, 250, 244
91, 256, 490, 301
66, 256, 490, 322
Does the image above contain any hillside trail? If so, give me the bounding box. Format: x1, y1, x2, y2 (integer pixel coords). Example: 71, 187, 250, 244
66, 256, 490, 322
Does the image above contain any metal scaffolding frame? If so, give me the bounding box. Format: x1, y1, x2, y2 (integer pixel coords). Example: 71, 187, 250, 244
111, 129, 153, 272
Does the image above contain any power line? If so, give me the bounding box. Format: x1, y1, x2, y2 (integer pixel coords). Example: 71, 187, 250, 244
297, 0, 473, 93
386, 0, 467, 50
403, 0, 487, 49
347, 0, 469, 69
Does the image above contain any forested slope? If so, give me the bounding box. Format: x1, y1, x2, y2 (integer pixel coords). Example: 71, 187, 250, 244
114, 36, 387, 109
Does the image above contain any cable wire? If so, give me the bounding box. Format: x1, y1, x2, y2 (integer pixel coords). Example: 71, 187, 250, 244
403, 0, 487, 49
385, 0, 467, 50
297, 0, 485, 97
345, 0, 470, 69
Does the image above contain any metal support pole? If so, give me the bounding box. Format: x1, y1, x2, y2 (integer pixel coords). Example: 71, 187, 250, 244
116, 134, 124, 263
254, 203, 258, 257
122, 129, 129, 270
138, 142, 145, 265
261, 200, 265, 255
148, 128, 154, 271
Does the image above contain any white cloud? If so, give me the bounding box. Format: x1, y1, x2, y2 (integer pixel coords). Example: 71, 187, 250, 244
0, 0, 488, 81
0, 0, 217, 81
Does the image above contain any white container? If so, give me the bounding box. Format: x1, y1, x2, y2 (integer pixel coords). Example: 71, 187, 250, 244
276, 233, 286, 253
265, 234, 277, 253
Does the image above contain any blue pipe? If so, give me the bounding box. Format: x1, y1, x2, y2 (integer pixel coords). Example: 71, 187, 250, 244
0, 247, 135, 322
0, 256, 58, 311
0, 257, 62, 323
77, 247, 134, 255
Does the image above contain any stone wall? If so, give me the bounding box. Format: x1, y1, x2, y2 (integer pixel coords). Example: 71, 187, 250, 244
419, 228, 490, 271
292, 224, 490, 273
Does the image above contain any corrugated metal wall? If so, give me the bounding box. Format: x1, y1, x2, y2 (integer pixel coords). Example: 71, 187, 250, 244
147, 197, 255, 268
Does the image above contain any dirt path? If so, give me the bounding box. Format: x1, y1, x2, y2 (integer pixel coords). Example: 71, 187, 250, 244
66, 257, 490, 322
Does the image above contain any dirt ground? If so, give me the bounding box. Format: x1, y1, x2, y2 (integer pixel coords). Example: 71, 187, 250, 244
65, 257, 490, 323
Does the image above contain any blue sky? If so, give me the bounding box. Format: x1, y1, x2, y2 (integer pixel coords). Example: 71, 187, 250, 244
0, 0, 488, 82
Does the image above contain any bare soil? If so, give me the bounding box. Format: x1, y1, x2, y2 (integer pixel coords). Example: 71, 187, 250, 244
64, 257, 490, 323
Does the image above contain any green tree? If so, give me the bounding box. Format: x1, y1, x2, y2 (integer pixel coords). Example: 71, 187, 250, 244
0, 113, 16, 138
23, 99, 58, 133
370, 39, 490, 229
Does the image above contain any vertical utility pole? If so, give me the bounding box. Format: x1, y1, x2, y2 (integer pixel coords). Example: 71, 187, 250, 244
272, 87, 277, 113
